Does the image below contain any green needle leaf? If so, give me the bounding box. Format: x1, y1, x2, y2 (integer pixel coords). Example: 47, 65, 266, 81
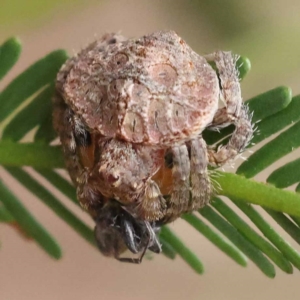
264, 208, 300, 245
202, 126, 233, 147
252, 95, 300, 145
34, 104, 56, 143
0, 50, 68, 122
160, 226, 204, 274
5, 167, 96, 247
211, 198, 293, 273
248, 86, 292, 123
0, 204, 14, 222
2, 85, 54, 141
199, 206, 276, 278
0, 180, 61, 258
159, 235, 177, 260
182, 213, 247, 267
0, 37, 22, 81
267, 158, 300, 189
0, 142, 64, 168
35, 168, 78, 205
296, 184, 300, 194
289, 215, 300, 227
232, 199, 300, 270
237, 121, 300, 178
237, 56, 251, 80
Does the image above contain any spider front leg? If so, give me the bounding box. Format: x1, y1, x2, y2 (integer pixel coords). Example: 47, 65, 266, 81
135, 179, 167, 221
53, 94, 103, 214
104, 206, 161, 263
187, 137, 212, 210
118, 220, 161, 264
164, 144, 191, 222
206, 51, 253, 166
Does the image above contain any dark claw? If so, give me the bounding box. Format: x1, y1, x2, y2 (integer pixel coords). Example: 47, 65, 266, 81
148, 236, 162, 253
117, 257, 142, 264
121, 216, 139, 254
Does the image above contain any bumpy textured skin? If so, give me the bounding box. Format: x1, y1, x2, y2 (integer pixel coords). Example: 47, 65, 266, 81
53, 31, 253, 257
59, 31, 219, 145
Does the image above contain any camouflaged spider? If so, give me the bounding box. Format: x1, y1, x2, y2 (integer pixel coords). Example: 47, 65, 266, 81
53, 30, 253, 260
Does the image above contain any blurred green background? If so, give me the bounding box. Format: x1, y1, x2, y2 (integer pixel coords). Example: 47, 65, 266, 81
1, 0, 299, 98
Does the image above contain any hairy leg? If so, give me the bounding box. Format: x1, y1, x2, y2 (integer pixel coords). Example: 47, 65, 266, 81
188, 137, 212, 210
53, 93, 103, 214
205, 51, 253, 166
164, 144, 191, 222
135, 180, 166, 221
119, 218, 161, 263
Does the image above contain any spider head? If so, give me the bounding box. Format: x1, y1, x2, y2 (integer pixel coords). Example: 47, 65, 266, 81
93, 139, 163, 204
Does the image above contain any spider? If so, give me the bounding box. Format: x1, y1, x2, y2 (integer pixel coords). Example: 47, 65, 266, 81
53, 83, 162, 261
53, 31, 253, 258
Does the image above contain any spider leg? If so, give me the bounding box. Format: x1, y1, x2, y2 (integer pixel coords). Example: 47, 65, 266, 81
205, 51, 253, 166
120, 215, 140, 254
187, 137, 212, 210
148, 222, 162, 253
53, 94, 82, 184
135, 180, 166, 221
165, 144, 191, 222
118, 220, 161, 264
53, 94, 103, 214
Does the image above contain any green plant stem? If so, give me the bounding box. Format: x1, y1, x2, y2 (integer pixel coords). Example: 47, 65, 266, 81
2, 143, 300, 218
217, 172, 300, 218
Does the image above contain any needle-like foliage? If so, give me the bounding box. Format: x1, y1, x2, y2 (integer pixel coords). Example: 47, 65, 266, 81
1, 37, 300, 277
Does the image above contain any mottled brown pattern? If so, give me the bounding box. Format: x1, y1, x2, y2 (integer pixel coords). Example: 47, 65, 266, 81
60, 31, 219, 144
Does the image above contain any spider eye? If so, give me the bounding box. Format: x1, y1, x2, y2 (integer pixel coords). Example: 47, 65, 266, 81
112, 53, 128, 68
147, 63, 177, 88
107, 173, 120, 185
107, 174, 121, 187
